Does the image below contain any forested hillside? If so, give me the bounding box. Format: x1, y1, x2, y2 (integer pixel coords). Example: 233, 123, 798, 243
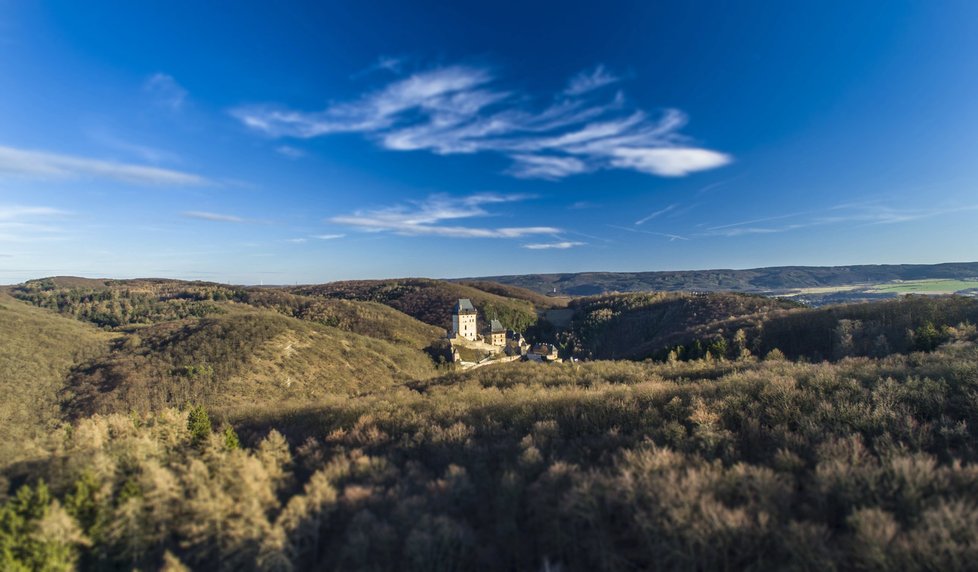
559, 291, 978, 363
478, 261, 978, 296
292, 278, 541, 332
4, 339, 978, 570
5, 278, 978, 570
0, 294, 111, 465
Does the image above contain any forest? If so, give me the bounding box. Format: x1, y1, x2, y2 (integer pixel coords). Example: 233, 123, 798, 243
3, 278, 978, 570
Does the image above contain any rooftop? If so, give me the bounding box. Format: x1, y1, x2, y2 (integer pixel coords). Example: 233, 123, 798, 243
454, 298, 476, 313
490, 319, 505, 332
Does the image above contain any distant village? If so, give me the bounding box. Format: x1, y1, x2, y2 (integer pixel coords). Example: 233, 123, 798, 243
448, 298, 560, 366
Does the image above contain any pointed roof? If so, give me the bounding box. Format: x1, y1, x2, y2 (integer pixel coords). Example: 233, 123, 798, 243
490, 319, 505, 332
454, 298, 475, 313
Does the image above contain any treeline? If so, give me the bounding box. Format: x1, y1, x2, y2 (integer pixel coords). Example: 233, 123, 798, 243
12, 279, 445, 348
12, 279, 229, 328
5, 339, 978, 570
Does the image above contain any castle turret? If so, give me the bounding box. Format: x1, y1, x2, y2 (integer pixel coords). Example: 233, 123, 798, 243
452, 298, 478, 341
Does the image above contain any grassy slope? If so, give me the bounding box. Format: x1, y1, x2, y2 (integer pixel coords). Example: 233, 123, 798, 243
62, 309, 441, 419
0, 294, 112, 464
293, 278, 539, 332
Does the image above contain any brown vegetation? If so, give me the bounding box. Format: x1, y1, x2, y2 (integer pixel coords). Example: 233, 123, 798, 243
292, 278, 540, 332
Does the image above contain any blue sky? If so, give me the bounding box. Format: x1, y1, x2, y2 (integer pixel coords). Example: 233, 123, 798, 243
2, 1, 977, 284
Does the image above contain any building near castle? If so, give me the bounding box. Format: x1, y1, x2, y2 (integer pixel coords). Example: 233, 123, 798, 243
489, 319, 506, 346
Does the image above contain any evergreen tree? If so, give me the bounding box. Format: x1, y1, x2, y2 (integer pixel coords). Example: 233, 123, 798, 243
187, 406, 213, 446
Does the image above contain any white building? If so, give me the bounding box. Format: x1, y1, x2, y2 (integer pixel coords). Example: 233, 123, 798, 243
452, 298, 478, 341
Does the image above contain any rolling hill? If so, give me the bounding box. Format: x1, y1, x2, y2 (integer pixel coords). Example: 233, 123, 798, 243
292, 278, 541, 332
0, 293, 112, 465
62, 309, 442, 419
11, 277, 446, 348
557, 290, 978, 363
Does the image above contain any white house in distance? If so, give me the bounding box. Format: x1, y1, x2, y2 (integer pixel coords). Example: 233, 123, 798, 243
452, 298, 478, 341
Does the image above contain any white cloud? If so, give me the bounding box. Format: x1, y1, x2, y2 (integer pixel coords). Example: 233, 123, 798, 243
312, 233, 345, 240
330, 193, 559, 238
635, 204, 676, 225
0, 205, 69, 243
522, 241, 586, 250
276, 145, 307, 159
508, 154, 588, 179
286, 238, 308, 243
609, 147, 732, 177
182, 211, 246, 223
0, 145, 211, 186
144, 73, 188, 110
232, 62, 729, 180
564, 64, 620, 96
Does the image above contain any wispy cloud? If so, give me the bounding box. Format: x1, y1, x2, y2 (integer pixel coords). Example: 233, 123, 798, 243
635, 204, 676, 225
0, 145, 211, 186
312, 233, 345, 240
564, 64, 620, 96
182, 211, 247, 223
0, 205, 70, 243
330, 193, 559, 238
232, 62, 730, 179
703, 203, 978, 237
275, 145, 307, 159
286, 238, 308, 243
522, 241, 585, 250
87, 128, 181, 164
609, 224, 688, 241
144, 73, 188, 110
352, 55, 407, 78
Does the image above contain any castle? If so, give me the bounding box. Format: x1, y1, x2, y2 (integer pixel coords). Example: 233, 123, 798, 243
451, 298, 507, 347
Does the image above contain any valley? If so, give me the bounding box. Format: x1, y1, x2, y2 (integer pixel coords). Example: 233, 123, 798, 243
3, 271, 978, 569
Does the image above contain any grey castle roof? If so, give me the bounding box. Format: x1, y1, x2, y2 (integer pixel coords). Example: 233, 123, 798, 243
490, 319, 505, 332
454, 298, 476, 313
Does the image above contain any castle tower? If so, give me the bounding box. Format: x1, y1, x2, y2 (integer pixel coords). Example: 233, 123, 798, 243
452, 298, 478, 341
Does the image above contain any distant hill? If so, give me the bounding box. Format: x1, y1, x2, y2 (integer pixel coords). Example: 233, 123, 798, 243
474, 262, 978, 296
292, 278, 541, 332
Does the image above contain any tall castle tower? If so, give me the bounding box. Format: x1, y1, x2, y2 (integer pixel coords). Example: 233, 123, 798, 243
452, 298, 478, 341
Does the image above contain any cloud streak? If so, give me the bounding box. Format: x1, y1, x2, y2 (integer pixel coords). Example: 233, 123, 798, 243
0, 205, 70, 243
144, 73, 188, 110
232, 63, 730, 179
635, 204, 676, 225
522, 241, 585, 250
182, 211, 247, 223
564, 65, 620, 96
330, 193, 560, 238
0, 145, 211, 186
703, 204, 978, 237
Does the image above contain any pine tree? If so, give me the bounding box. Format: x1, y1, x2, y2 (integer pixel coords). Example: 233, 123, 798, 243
187, 406, 212, 446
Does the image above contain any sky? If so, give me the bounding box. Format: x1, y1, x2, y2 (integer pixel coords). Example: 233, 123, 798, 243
2, 1, 978, 284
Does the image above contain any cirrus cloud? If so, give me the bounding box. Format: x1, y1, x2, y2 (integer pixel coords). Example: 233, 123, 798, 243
0, 145, 212, 186
232, 62, 730, 180
329, 193, 560, 238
